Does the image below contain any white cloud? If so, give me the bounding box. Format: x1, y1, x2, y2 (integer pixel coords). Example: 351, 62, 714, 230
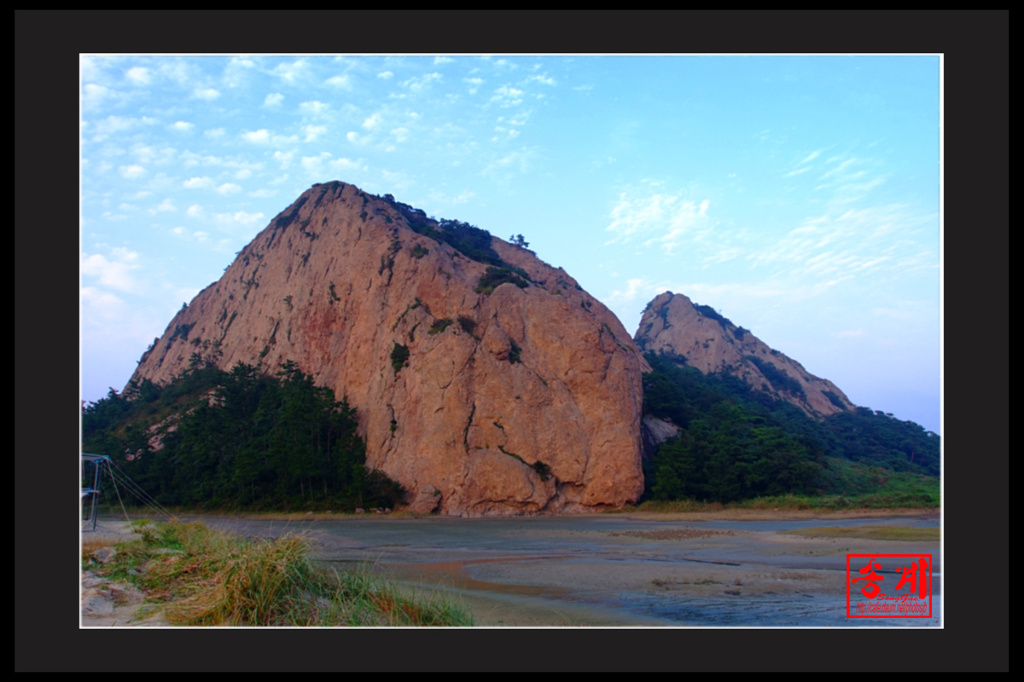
81, 286, 126, 320
212, 211, 265, 233
81, 249, 141, 293
242, 129, 270, 144
527, 74, 556, 86
605, 187, 712, 249
215, 183, 242, 195
125, 66, 151, 85
80, 56, 101, 81
300, 152, 365, 176
302, 125, 327, 142
377, 71, 393, 80
204, 128, 226, 139
273, 150, 293, 168
362, 113, 381, 129
193, 87, 221, 101
327, 74, 352, 88
158, 60, 194, 87
81, 83, 110, 109
490, 85, 524, 107
223, 57, 256, 88
273, 59, 310, 83
130, 143, 176, 166
799, 150, 822, 164
152, 198, 176, 213
90, 114, 156, 140
119, 164, 146, 179
183, 176, 214, 189
300, 100, 329, 115
606, 278, 649, 306
401, 72, 442, 92
186, 204, 204, 218
482, 149, 533, 178
169, 121, 194, 132
264, 92, 284, 107
240, 129, 297, 147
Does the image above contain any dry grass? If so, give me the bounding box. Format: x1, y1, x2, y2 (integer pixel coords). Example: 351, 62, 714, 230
84, 520, 473, 627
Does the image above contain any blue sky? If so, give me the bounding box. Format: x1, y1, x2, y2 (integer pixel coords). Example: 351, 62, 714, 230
80, 54, 941, 433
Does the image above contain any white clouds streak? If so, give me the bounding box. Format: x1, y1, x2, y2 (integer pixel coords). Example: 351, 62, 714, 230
605, 187, 713, 250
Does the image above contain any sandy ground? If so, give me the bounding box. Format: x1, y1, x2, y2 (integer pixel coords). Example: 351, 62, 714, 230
81, 521, 170, 627
81, 509, 940, 627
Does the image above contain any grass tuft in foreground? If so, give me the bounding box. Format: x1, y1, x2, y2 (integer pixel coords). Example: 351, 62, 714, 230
83, 520, 473, 627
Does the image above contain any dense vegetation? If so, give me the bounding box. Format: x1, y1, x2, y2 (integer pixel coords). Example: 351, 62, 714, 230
475, 266, 530, 295
82, 361, 405, 512
381, 194, 503, 266
642, 352, 940, 504
380, 193, 532, 294
84, 519, 472, 626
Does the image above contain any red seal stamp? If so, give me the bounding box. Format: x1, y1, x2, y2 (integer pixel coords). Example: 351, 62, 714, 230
846, 553, 933, 618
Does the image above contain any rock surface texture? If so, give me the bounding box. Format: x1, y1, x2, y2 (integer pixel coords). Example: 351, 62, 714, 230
635, 291, 855, 418
130, 182, 646, 516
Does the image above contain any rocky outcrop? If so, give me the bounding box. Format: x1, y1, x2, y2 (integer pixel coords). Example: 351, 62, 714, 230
130, 181, 646, 516
635, 291, 854, 418
640, 415, 681, 458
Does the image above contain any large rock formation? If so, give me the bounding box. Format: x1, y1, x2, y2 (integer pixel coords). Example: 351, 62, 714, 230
635, 291, 855, 418
130, 181, 646, 516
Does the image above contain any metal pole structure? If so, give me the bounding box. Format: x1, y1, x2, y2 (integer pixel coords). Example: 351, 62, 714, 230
89, 456, 102, 531
82, 454, 109, 532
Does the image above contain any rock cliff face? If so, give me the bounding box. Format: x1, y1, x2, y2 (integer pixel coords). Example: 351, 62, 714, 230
635, 291, 854, 418
130, 181, 646, 516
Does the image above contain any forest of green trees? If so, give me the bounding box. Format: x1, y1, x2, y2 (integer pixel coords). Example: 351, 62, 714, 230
82, 361, 404, 512
83, 349, 939, 512
642, 353, 940, 504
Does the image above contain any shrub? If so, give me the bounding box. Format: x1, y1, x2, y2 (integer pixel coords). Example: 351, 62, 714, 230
475, 266, 530, 295
390, 343, 410, 373
428, 318, 453, 335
